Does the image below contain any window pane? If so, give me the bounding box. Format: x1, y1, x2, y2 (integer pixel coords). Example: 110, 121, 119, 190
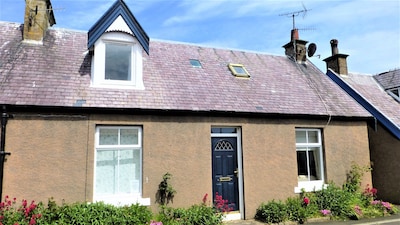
120, 129, 138, 145
309, 147, 321, 180
118, 149, 140, 194
96, 150, 117, 194
105, 43, 131, 81
297, 151, 308, 179
211, 127, 237, 133
296, 130, 306, 143
233, 66, 246, 74
99, 129, 118, 145
308, 131, 319, 143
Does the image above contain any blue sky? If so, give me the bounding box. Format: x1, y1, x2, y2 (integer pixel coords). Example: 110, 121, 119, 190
1, 0, 399, 75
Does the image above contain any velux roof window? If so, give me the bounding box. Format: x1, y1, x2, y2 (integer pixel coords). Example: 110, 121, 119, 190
228, 63, 250, 78
189, 59, 202, 68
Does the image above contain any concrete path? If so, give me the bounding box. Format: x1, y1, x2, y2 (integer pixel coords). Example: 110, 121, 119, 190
224, 213, 400, 225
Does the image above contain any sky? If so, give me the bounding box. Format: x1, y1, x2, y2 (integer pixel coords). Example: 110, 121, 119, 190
0, 0, 399, 75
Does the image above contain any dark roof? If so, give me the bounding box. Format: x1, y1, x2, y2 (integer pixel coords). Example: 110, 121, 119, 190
0, 21, 370, 119
374, 69, 400, 90
327, 70, 400, 139
87, 0, 149, 54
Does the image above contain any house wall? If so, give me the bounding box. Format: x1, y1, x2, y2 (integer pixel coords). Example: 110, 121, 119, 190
368, 123, 400, 204
3, 112, 371, 219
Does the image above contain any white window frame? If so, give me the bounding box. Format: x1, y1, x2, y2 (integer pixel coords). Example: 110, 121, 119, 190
294, 128, 325, 193
387, 87, 400, 102
93, 126, 149, 206
91, 32, 144, 90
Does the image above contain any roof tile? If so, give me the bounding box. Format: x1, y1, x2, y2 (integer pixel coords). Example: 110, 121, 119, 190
0, 21, 370, 118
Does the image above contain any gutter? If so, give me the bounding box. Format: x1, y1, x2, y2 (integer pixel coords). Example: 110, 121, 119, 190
0, 106, 12, 202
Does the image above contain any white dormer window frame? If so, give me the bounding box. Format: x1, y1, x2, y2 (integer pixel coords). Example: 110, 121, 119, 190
91, 32, 144, 90
387, 87, 400, 103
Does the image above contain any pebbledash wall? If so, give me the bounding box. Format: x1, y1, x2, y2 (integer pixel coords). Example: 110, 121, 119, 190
3, 111, 372, 219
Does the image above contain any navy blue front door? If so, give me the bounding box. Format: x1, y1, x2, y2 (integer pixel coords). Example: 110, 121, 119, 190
212, 137, 239, 211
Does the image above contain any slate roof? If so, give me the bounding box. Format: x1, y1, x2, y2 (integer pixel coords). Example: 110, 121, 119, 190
0, 21, 371, 118
374, 69, 400, 91
327, 70, 400, 139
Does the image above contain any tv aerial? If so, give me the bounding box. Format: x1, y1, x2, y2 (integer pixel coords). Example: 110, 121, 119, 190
279, 3, 311, 30
279, 3, 318, 58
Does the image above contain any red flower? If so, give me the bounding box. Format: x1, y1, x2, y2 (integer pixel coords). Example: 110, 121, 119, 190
303, 197, 310, 205
202, 193, 208, 204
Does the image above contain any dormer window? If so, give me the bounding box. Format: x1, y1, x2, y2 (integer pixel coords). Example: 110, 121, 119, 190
387, 87, 400, 102
91, 32, 144, 89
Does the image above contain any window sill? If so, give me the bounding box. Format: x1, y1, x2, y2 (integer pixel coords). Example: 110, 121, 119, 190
90, 83, 145, 90
294, 180, 326, 193
94, 194, 150, 206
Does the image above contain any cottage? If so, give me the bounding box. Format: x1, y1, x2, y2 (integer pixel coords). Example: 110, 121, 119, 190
325, 48, 400, 204
0, 0, 373, 219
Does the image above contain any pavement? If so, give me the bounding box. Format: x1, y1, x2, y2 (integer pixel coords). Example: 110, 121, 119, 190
224, 212, 400, 225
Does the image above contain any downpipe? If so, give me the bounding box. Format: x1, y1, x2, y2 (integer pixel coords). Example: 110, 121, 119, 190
0, 106, 12, 202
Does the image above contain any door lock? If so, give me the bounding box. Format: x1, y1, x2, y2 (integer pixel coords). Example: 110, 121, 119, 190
234, 169, 239, 176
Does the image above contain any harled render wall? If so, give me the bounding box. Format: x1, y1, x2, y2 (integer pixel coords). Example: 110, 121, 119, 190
3, 113, 371, 219
368, 123, 400, 204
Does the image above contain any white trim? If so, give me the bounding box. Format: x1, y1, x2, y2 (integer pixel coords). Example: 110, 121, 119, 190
294, 181, 327, 193
91, 32, 144, 90
295, 128, 325, 193
106, 15, 134, 35
94, 126, 148, 206
223, 212, 242, 221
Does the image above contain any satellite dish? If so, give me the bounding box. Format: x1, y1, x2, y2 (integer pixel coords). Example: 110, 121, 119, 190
308, 43, 317, 57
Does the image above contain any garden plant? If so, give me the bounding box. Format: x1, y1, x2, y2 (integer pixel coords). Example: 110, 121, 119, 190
255, 164, 398, 224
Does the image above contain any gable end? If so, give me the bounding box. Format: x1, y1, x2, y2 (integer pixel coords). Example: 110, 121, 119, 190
88, 0, 149, 54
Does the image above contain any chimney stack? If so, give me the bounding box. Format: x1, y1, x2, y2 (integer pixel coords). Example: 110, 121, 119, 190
323, 39, 349, 75
283, 29, 308, 63
23, 0, 56, 43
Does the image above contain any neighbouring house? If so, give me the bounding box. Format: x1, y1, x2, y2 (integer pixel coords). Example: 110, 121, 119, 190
325, 44, 400, 204
0, 0, 374, 219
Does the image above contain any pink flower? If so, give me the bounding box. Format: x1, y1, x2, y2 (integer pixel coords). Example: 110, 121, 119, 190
381, 201, 392, 210
303, 197, 310, 205
354, 205, 362, 216
320, 209, 331, 216
150, 221, 163, 225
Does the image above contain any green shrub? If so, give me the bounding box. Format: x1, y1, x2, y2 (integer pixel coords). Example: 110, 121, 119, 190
35, 201, 152, 225
157, 204, 223, 225
285, 197, 306, 223
255, 200, 287, 224
313, 183, 355, 219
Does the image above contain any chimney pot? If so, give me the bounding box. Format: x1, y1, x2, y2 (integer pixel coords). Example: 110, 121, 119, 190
324, 39, 349, 75
330, 39, 339, 55
291, 29, 299, 41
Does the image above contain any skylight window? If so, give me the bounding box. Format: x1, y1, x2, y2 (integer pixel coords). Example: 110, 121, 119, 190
190, 59, 202, 68
228, 63, 250, 77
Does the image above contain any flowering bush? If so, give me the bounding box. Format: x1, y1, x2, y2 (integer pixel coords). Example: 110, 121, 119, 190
213, 193, 233, 213
255, 164, 399, 223
363, 184, 378, 199
156, 194, 225, 225
0, 196, 42, 225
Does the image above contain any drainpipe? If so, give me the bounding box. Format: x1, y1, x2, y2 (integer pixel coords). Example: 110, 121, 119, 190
0, 106, 12, 202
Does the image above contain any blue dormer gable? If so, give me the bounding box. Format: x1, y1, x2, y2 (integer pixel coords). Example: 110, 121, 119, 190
88, 0, 149, 54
